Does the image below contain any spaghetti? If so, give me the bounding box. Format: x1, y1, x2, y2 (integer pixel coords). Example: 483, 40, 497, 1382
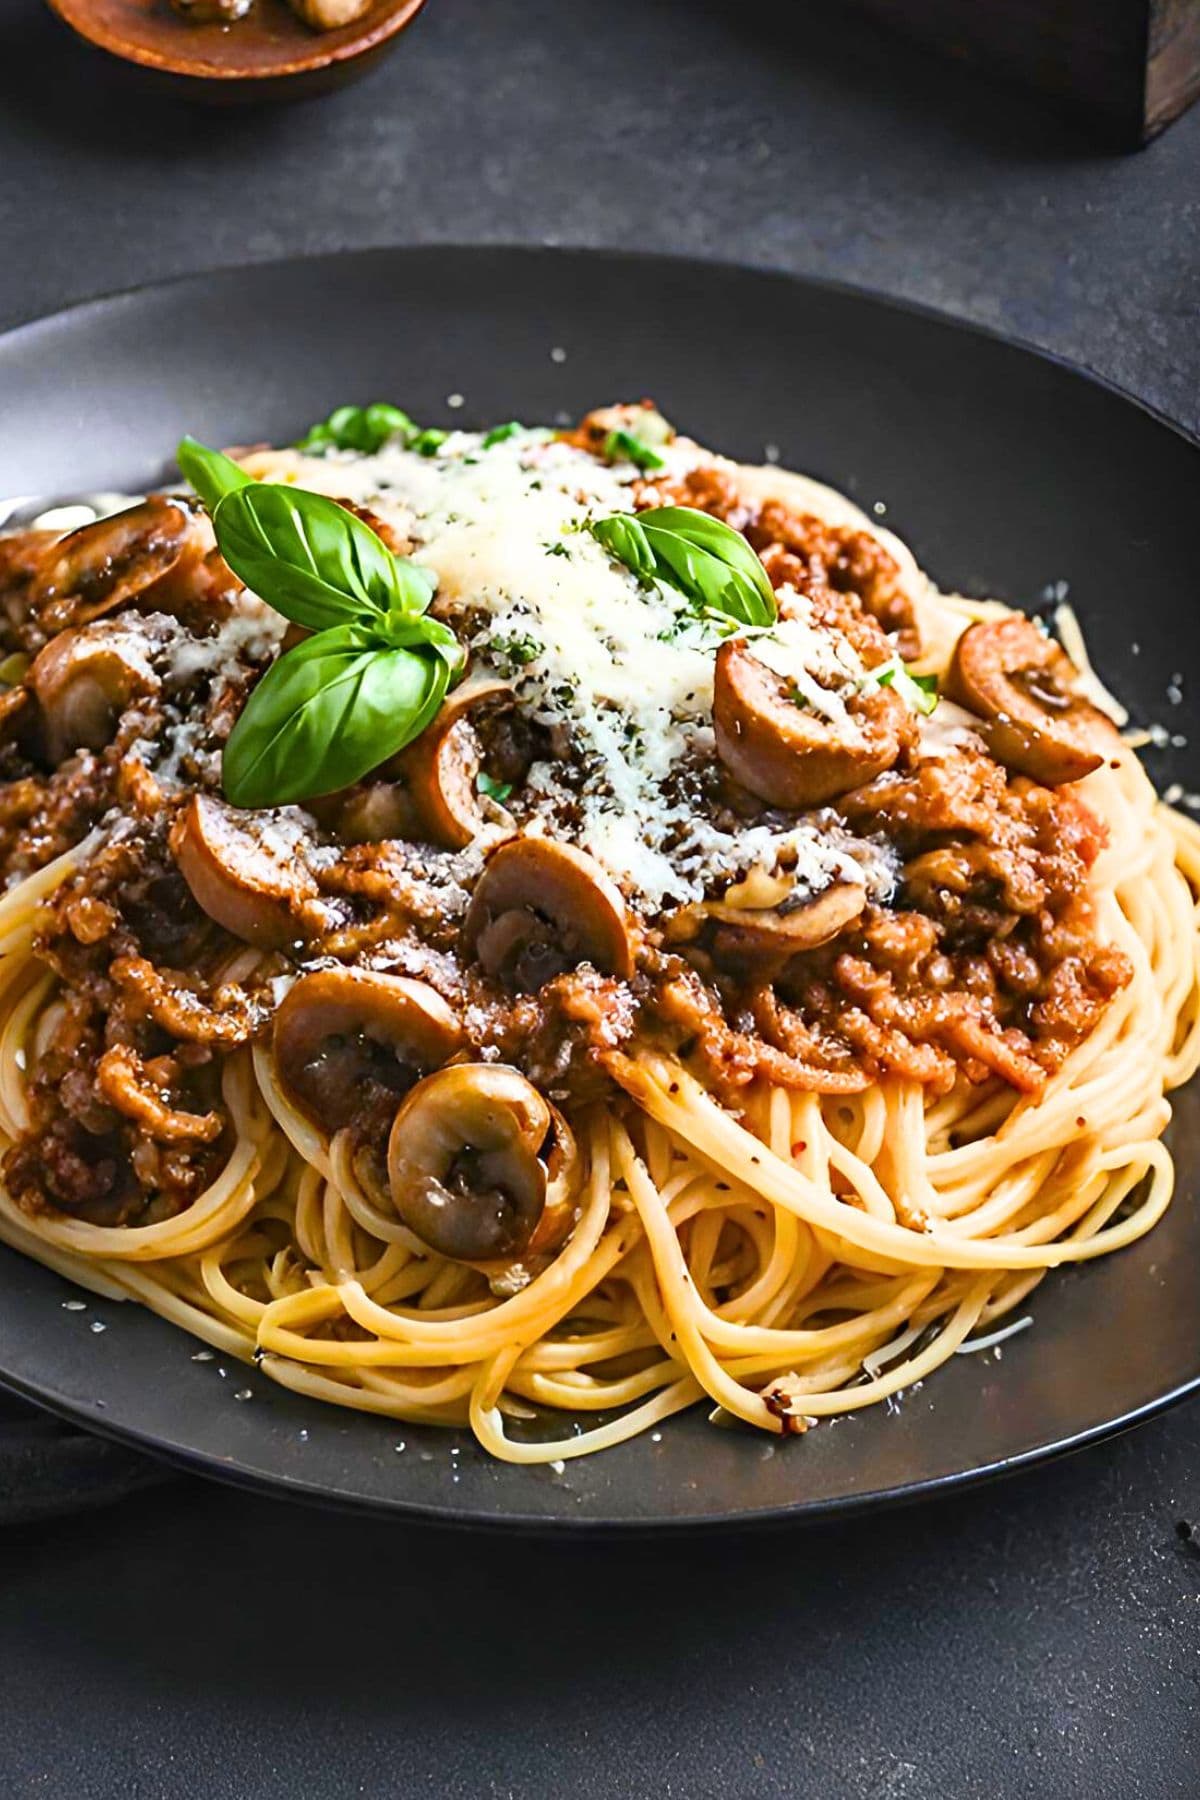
0, 404, 1195, 1464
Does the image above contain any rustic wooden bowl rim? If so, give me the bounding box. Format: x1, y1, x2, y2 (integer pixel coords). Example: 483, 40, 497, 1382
45, 0, 429, 82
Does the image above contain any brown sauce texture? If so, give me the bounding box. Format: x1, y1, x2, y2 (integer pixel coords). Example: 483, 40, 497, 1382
0, 435, 1130, 1225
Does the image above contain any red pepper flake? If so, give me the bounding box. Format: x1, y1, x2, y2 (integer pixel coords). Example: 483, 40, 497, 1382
791, 1141, 807, 1157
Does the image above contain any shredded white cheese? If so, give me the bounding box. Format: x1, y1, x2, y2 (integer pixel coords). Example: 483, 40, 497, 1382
161, 598, 285, 694
252, 431, 896, 910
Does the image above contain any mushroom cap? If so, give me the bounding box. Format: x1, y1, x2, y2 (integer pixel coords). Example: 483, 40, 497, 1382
30, 498, 212, 629
946, 617, 1115, 786
274, 968, 462, 1132
704, 879, 867, 972
28, 625, 159, 765
0, 528, 57, 606
392, 677, 513, 850
713, 640, 908, 810
170, 793, 319, 951
463, 835, 634, 988
387, 1062, 580, 1265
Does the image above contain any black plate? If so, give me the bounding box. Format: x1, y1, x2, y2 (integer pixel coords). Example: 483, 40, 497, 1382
0, 247, 1197, 1530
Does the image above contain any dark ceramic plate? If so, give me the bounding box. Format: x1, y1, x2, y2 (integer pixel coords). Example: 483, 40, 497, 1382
0, 248, 1196, 1530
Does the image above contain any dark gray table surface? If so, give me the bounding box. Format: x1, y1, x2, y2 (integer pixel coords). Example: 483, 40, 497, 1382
1, 1, 1198, 1795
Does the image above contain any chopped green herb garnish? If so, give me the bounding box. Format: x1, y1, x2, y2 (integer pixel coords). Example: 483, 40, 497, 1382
602, 427, 666, 472
491, 632, 544, 667
871, 660, 939, 716
475, 772, 514, 803
411, 429, 449, 457
657, 610, 743, 649
294, 403, 416, 456
483, 421, 524, 447
544, 541, 571, 559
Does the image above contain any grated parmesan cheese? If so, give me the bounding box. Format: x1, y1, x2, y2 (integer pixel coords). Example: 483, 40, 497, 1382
161, 597, 285, 695
261, 432, 896, 910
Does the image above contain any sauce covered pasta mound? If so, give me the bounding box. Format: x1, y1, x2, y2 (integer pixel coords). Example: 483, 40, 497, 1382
0, 400, 1195, 1462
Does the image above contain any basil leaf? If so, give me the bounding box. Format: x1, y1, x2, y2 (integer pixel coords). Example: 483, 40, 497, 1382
641, 507, 775, 626
379, 605, 466, 673
483, 421, 524, 448
176, 438, 252, 514
222, 624, 449, 808
589, 513, 658, 584
589, 504, 776, 629
362, 403, 415, 447
412, 429, 449, 457
295, 403, 416, 455
489, 631, 544, 669
212, 482, 407, 631
391, 559, 441, 618
602, 428, 665, 472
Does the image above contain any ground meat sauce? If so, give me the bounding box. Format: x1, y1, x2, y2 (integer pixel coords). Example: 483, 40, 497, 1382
0, 427, 1131, 1226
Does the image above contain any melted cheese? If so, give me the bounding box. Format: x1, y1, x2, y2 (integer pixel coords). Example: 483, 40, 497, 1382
250, 432, 895, 909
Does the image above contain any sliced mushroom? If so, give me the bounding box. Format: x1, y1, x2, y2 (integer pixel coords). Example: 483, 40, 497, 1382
28, 625, 160, 764
29, 498, 215, 632
463, 836, 633, 988
945, 617, 1117, 786
391, 678, 514, 849
0, 528, 57, 615
387, 1063, 580, 1265
704, 880, 867, 968
274, 968, 462, 1133
713, 640, 908, 810
170, 793, 319, 951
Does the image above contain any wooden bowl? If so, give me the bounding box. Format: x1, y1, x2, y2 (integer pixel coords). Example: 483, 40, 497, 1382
44, 0, 430, 100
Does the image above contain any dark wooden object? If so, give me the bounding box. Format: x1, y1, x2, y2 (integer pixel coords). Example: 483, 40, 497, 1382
852, 0, 1200, 146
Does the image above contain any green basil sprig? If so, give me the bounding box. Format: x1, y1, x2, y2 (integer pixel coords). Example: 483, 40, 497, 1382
589, 505, 776, 629
178, 438, 253, 514
294, 403, 417, 456
177, 438, 464, 810
214, 481, 436, 632
223, 623, 451, 810
482, 421, 524, 448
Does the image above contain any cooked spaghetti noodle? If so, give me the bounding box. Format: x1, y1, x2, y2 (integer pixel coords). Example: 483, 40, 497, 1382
0, 402, 1195, 1464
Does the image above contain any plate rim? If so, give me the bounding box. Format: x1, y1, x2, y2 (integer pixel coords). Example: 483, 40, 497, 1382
2, 1348, 1197, 1535
0, 242, 1197, 1532
2, 241, 1198, 459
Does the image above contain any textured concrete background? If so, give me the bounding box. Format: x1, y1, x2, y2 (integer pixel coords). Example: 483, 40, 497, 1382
1, 2, 1198, 1796
1, 0, 1198, 432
